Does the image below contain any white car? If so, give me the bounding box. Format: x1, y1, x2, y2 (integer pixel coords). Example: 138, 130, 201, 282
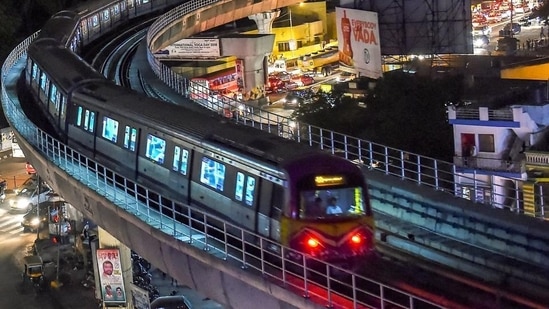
9, 182, 54, 213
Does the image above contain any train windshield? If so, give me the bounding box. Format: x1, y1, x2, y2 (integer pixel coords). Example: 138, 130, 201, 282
299, 187, 366, 219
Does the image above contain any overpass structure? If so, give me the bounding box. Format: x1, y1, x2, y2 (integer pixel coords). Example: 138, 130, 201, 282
2, 0, 549, 308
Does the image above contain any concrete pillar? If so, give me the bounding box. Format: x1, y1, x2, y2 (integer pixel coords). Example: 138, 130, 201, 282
248, 10, 280, 34
220, 35, 275, 99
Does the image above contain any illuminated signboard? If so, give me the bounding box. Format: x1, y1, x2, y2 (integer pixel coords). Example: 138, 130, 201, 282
336, 7, 382, 79
315, 175, 346, 187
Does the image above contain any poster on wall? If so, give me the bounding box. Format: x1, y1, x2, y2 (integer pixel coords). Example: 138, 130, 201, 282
335, 7, 382, 79
235, 59, 245, 91
97, 248, 126, 305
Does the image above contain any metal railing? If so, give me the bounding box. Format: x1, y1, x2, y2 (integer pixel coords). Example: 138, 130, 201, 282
144, 0, 549, 219
1, 35, 444, 309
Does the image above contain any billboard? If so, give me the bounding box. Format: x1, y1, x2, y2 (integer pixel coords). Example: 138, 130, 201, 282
336, 8, 382, 79
342, 0, 472, 55
97, 248, 126, 305
154, 38, 221, 58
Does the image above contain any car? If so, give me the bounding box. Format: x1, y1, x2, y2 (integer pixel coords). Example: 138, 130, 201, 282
21, 201, 58, 232
269, 71, 291, 82
336, 71, 356, 82
518, 16, 532, 27
15, 176, 40, 194
503, 22, 521, 35
486, 11, 502, 23
25, 162, 36, 175
291, 74, 315, 87
150, 295, 192, 309
9, 181, 54, 213
282, 92, 304, 108
266, 76, 285, 93
472, 25, 492, 36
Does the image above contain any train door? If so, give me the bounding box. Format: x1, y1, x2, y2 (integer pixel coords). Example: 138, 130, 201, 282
256, 181, 283, 243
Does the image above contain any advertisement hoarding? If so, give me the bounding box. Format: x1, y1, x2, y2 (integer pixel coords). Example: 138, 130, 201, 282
155, 38, 221, 58
97, 248, 126, 305
235, 59, 245, 91
336, 8, 382, 79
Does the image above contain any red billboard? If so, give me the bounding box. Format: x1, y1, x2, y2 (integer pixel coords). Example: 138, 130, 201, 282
336, 7, 382, 79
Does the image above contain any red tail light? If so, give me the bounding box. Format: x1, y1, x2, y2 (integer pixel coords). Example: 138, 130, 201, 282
350, 233, 362, 245
307, 236, 320, 248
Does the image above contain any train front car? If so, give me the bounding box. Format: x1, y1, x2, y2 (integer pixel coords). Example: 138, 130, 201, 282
281, 153, 375, 268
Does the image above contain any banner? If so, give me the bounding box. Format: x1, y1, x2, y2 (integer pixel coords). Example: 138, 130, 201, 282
155, 38, 221, 58
235, 59, 245, 91
336, 7, 382, 79
97, 248, 126, 304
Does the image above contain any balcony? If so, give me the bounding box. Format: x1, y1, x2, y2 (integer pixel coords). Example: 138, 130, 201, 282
454, 155, 524, 173
448, 106, 515, 121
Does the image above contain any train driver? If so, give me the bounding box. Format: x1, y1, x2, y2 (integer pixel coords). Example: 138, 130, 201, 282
326, 197, 343, 215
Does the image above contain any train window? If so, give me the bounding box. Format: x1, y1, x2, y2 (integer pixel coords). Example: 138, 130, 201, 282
113, 4, 120, 16
123, 126, 137, 151
102, 9, 110, 22
145, 134, 166, 164
89, 112, 95, 133
172, 146, 189, 175
84, 110, 89, 130
49, 85, 57, 108
299, 187, 366, 219
60, 97, 67, 123
40, 72, 47, 92
76, 106, 83, 126
245, 176, 256, 206
200, 157, 225, 191
102, 116, 119, 143
235, 172, 245, 201
31, 63, 38, 81
92, 15, 99, 28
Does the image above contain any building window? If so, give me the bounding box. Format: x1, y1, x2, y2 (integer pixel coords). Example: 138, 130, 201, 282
478, 134, 495, 152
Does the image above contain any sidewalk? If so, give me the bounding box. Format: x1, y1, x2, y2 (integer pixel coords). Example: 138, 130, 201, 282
33, 237, 224, 308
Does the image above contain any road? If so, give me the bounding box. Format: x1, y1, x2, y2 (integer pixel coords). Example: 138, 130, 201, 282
0, 154, 94, 309
476, 15, 546, 55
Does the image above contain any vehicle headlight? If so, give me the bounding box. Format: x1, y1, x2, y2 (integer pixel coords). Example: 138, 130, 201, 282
292, 99, 298, 104
13, 198, 30, 208
30, 217, 40, 226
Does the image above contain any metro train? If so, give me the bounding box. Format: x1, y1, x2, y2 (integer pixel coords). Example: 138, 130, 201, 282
23, 5, 376, 264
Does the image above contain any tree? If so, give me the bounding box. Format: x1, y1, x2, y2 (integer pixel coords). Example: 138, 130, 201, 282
292, 72, 460, 161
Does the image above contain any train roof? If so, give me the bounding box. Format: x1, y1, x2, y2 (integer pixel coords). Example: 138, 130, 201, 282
71, 81, 322, 167
27, 40, 108, 93
37, 10, 80, 44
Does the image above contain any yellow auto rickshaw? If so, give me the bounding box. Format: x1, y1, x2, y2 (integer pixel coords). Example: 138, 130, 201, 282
23, 255, 44, 290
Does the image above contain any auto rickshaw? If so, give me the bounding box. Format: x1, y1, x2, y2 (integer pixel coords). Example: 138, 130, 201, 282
23, 255, 44, 290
